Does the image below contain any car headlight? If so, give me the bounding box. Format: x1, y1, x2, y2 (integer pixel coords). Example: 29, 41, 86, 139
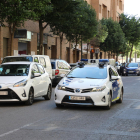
57, 85, 66, 90
91, 86, 106, 92
13, 79, 27, 87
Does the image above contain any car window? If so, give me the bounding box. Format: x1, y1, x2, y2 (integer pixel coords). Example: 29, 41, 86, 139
34, 57, 39, 63
64, 61, 70, 70
37, 64, 45, 74
109, 68, 118, 76
57, 61, 64, 69
0, 64, 30, 76
39, 57, 46, 68
67, 67, 107, 79
127, 63, 138, 67
31, 64, 40, 77
2, 57, 33, 63
51, 62, 56, 69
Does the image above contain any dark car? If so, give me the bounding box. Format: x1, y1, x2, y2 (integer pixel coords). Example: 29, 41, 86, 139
125, 63, 140, 76
120, 63, 127, 76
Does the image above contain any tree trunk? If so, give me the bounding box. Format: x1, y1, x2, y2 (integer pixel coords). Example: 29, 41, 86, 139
126, 52, 128, 63
75, 36, 77, 63
9, 24, 16, 56
129, 44, 133, 62
60, 33, 63, 59
39, 20, 44, 55
87, 43, 88, 59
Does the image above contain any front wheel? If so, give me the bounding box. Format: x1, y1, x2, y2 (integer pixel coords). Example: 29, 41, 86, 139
25, 88, 34, 105
44, 85, 52, 100
116, 89, 123, 103
104, 93, 112, 110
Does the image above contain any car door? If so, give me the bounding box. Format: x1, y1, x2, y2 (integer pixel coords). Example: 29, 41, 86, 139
37, 64, 48, 96
109, 68, 120, 100
31, 64, 42, 97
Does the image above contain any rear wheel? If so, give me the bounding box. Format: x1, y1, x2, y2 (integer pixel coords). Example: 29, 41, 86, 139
44, 85, 52, 100
25, 88, 34, 105
116, 89, 123, 103
104, 93, 112, 110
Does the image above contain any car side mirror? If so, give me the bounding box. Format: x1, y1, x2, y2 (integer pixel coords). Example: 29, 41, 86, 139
111, 76, 118, 80
34, 73, 41, 77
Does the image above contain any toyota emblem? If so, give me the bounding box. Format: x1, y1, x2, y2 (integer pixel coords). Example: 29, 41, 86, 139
75, 88, 80, 93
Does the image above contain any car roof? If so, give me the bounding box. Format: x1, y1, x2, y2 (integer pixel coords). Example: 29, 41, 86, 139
1, 62, 34, 65
51, 59, 62, 62
4, 55, 49, 58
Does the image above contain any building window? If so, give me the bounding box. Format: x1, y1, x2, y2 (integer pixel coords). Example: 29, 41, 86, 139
119, 0, 122, 10
102, 4, 107, 18
108, 11, 110, 18
99, 5, 101, 13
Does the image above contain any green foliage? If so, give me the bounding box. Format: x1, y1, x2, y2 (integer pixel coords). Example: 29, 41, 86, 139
90, 21, 108, 47
100, 18, 125, 54
119, 13, 140, 62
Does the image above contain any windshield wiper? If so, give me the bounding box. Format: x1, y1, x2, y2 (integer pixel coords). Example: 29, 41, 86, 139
85, 77, 97, 79
67, 76, 76, 78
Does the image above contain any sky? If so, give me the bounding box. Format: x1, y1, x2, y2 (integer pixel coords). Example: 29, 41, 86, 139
124, 0, 140, 17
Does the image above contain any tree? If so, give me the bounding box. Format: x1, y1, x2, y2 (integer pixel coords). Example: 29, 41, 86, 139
29, 0, 53, 54
100, 18, 125, 60
90, 21, 108, 48
119, 13, 140, 62
47, 0, 80, 59
65, 0, 98, 61
0, 0, 52, 55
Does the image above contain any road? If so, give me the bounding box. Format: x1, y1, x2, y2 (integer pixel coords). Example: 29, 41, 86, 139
0, 76, 140, 140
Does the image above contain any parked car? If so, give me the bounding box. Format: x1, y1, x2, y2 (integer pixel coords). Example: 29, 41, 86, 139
2, 55, 52, 80
115, 62, 120, 74
120, 63, 127, 76
51, 59, 71, 86
54, 62, 123, 110
125, 63, 140, 76
0, 62, 52, 105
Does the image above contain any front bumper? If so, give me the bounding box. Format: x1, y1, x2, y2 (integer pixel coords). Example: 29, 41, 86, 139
54, 88, 110, 106
0, 87, 29, 102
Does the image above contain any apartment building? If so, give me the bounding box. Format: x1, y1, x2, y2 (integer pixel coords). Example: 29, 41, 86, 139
0, 0, 124, 64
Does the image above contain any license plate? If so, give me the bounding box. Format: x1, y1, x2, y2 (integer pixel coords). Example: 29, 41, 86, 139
69, 96, 86, 100
128, 71, 134, 73
0, 91, 8, 95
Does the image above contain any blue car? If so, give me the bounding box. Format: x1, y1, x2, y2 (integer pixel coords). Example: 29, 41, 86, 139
125, 63, 140, 76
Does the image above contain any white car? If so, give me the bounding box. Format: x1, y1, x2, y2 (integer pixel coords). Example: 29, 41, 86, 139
0, 62, 52, 105
54, 62, 123, 110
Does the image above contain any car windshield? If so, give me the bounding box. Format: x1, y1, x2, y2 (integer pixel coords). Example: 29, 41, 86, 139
0, 64, 30, 76
2, 57, 33, 63
127, 63, 138, 67
67, 66, 107, 79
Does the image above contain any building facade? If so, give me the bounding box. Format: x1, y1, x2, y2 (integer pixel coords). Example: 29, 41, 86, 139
0, 0, 124, 64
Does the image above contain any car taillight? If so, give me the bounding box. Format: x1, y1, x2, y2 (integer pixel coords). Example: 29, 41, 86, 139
55, 69, 59, 75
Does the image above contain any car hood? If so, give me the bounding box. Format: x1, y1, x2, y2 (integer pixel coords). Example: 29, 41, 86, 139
126, 67, 138, 70
59, 77, 107, 89
0, 76, 27, 87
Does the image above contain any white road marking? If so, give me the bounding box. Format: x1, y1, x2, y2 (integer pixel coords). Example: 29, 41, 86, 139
0, 118, 45, 138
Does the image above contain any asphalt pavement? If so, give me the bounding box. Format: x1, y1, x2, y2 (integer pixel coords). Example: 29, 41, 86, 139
0, 76, 140, 140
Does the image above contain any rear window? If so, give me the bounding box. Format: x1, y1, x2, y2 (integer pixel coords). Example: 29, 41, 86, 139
2, 57, 33, 63
51, 62, 56, 69
127, 63, 138, 67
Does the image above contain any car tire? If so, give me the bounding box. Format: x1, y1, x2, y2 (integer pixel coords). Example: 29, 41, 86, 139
56, 103, 64, 108
44, 85, 52, 100
25, 88, 34, 105
104, 93, 112, 110
116, 89, 123, 103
